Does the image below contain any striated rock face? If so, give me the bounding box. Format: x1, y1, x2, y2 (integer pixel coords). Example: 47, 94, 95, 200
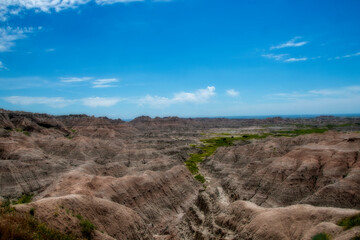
39, 166, 200, 234
1, 109, 360, 239
203, 132, 360, 209
215, 201, 360, 240
16, 194, 153, 240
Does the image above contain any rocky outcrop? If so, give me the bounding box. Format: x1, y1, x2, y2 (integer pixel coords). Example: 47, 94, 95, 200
16, 194, 153, 240
203, 132, 360, 209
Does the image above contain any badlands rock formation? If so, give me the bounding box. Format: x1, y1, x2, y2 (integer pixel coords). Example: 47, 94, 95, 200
1, 109, 360, 239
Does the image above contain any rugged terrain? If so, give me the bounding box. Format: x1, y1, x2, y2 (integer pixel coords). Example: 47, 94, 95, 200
1, 109, 360, 239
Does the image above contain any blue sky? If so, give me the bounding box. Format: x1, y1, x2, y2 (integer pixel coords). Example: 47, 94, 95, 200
0, 0, 359, 119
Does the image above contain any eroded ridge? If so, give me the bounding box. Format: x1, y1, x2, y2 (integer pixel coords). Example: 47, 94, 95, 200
1, 110, 360, 239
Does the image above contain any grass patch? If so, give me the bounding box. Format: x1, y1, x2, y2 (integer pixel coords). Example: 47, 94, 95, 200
14, 194, 33, 205
73, 213, 95, 240
0, 211, 75, 240
194, 174, 206, 183
312, 233, 331, 240
338, 213, 360, 230
15, 128, 30, 136
64, 133, 74, 139
80, 219, 95, 239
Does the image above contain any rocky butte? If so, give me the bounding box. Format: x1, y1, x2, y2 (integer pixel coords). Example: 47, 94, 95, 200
0, 109, 360, 240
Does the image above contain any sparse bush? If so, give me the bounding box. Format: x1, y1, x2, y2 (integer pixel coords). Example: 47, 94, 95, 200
80, 219, 95, 239
194, 174, 205, 183
22, 131, 30, 136
0, 211, 75, 240
338, 213, 360, 230
75, 213, 83, 220
312, 233, 330, 240
16, 194, 33, 204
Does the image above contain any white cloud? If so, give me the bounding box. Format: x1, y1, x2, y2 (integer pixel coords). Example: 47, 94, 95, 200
3, 95, 123, 108
270, 92, 311, 99
60, 77, 93, 83
45, 48, 55, 52
226, 89, 239, 97
309, 86, 360, 96
0, 0, 146, 20
173, 86, 215, 103
271, 85, 360, 100
0, 60, 8, 70
92, 78, 118, 88
3, 96, 75, 108
284, 57, 307, 62
95, 0, 144, 4
139, 86, 216, 107
82, 97, 122, 107
262, 54, 307, 63
0, 26, 34, 52
270, 37, 308, 50
308, 89, 342, 95
262, 53, 288, 61
334, 52, 360, 60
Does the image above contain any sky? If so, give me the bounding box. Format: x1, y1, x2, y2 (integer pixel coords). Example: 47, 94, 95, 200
0, 0, 360, 119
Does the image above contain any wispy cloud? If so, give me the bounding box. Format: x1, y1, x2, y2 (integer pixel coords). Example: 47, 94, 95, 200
308, 86, 360, 96
60, 77, 93, 83
0, 60, 8, 70
284, 57, 307, 62
92, 78, 118, 88
45, 48, 55, 52
139, 86, 216, 107
82, 97, 122, 107
270, 37, 308, 50
262, 54, 307, 63
334, 52, 360, 60
262, 54, 288, 61
226, 89, 239, 97
270, 85, 360, 100
3, 96, 123, 108
3, 96, 75, 108
0, 26, 35, 52
0, 0, 148, 21
95, 0, 144, 5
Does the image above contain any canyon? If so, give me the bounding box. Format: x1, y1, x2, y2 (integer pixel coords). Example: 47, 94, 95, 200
1, 109, 360, 239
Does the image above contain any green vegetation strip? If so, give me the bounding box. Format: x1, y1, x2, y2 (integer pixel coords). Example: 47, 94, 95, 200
186, 128, 329, 183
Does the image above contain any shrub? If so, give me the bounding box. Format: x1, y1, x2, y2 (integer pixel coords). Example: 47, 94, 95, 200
0, 212, 75, 240
338, 213, 360, 229
16, 194, 33, 204
80, 219, 95, 239
194, 174, 206, 183
29, 208, 35, 216
312, 233, 330, 240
